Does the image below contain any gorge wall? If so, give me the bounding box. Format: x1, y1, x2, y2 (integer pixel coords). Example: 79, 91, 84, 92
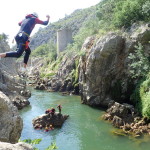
79, 24, 150, 107
0, 40, 26, 98
30, 24, 150, 106
0, 91, 23, 143
0, 39, 29, 144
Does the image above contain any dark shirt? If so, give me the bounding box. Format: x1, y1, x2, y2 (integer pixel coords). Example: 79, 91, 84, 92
18, 14, 49, 35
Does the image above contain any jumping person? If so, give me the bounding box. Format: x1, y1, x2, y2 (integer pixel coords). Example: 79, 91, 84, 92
0, 12, 50, 68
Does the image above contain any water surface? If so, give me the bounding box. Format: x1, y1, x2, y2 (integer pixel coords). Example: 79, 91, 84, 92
19, 90, 150, 150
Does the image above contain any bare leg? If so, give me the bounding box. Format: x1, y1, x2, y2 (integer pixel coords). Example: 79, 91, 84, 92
0, 53, 6, 58
24, 63, 27, 68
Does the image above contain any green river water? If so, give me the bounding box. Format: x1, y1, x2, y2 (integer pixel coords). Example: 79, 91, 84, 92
19, 89, 150, 150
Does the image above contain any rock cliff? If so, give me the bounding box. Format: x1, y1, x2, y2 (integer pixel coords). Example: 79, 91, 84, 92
0, 91, 23, 143
0, 40, 31, 109
0, 38, 29, 144
79, 24, 150, 107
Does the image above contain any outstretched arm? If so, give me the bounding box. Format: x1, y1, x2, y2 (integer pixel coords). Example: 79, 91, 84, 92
35, 15, 50, 25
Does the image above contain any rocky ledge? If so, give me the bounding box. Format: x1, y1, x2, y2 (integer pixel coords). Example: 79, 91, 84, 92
0, 142, 33, 150
102, 102, 150, 137
0, 91, 23, 143
32, 112, 69, 129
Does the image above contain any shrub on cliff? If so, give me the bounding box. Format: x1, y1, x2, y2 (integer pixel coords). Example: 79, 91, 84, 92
131, 72, 150, 118
128, 43, 150, 118
128, 43, 150, 79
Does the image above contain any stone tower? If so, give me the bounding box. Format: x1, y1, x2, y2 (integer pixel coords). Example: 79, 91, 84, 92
57, 27, 72, 55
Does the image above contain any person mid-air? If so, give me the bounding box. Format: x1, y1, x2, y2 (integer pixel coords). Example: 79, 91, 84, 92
0, 12, 50, 69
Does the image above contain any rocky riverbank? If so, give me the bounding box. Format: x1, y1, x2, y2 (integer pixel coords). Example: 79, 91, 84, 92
102, 102, 150, 137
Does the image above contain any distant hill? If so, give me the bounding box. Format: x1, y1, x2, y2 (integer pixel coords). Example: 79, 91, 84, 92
30, 6, 97, 50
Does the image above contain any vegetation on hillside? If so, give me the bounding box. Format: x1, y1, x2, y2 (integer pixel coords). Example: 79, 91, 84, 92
30, 7, 97, 50
96, 0, 150, 28
128, 43, 150, 118
0, 33, 8, 42
30, 0, 150, 117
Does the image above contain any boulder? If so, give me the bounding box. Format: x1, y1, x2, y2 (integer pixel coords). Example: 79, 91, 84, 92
12, 96, 30, 110
50, 79, 62, 92
0, 91, 23, 143
0, 142, 33, 150
112, 116, 124, 127
20, 90, 31, 98
103, 102, 137, 124
32, 112, 69, 128
34, 83, 47, 90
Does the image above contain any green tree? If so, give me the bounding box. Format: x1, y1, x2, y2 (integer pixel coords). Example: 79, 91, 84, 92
128, 43, 150, 79
128, 43, 150, 118
0, 33, 8, 41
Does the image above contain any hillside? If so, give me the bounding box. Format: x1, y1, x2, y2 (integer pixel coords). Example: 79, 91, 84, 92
28, 0, 150, 120
30, 6, 97, 50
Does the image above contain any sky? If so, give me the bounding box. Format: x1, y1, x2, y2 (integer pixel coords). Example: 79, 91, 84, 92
0, 0, 101, 47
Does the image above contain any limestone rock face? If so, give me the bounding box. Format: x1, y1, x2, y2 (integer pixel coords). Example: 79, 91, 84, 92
0, 142, 33, 150
0, 91, 23, 143
0, 40, 30, 110
79, 25, 150, 107
79, 33, 125, 106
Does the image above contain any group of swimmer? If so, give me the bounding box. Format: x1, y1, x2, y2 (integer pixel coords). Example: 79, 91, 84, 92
34, 104, 62, 132
34, 124, 54, 132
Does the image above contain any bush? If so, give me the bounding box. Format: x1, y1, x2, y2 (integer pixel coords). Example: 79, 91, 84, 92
128, 42, 150, 118
113, 0, 143, 28
32, 44, 49, 57
32, 41, 57, 62
131, 72, 150, 118
96, 0, 150, 28
20, 138, 58, 150
142, 1, 150, 21
128, 43, 150, 79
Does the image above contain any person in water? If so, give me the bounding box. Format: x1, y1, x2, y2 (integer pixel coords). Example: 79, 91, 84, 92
49, 124, 54, 130
44, 125, 49, 132
0, 12, 50, 69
